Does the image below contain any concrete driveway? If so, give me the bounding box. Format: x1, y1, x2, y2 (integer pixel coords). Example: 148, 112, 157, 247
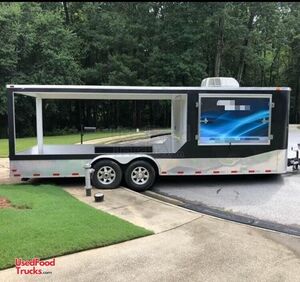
153, 125, 300, 234
0, 158, 22, 184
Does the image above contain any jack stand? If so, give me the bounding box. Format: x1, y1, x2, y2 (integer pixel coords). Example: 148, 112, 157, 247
84, 163, 95, 196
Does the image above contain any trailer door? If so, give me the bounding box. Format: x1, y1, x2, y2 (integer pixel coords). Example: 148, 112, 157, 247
198, 94, 272, 146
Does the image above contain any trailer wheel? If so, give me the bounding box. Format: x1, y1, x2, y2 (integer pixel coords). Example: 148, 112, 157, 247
125, 160, 156, 192
92, 160, 122, 189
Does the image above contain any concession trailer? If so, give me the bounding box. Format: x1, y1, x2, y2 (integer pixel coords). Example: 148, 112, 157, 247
7, 77, 299, 191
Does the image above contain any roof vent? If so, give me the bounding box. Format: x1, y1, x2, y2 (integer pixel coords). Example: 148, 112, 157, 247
201, 77, 239, 88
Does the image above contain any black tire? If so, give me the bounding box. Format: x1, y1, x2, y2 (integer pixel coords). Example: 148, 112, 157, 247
125, 160, 156, 192
92, 160, 122, 189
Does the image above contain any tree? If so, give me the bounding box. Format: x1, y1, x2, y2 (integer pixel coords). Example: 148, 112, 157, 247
1, 2, 300, 137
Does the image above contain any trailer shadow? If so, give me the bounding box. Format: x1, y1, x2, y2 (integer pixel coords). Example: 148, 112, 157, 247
153, 174, 284, 206
28, 175, 130, 188
152, 171, 300, 236
29, 177, 85, 187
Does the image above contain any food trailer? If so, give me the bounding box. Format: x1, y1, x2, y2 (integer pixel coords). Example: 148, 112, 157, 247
7, 77, 299, 191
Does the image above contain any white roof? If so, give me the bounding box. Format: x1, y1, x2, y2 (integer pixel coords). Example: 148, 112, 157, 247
6, 84, 291, 100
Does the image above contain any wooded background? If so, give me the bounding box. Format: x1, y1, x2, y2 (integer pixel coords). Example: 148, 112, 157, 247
1, 2, 300, 137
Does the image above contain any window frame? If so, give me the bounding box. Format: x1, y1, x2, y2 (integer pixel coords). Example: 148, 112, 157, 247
197, 93, 273, 146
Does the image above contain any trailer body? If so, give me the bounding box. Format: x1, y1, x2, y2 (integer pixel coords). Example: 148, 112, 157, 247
7, 81, 290, 189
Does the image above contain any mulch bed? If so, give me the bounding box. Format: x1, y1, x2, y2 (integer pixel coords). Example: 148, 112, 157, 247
0, 197, 12, 209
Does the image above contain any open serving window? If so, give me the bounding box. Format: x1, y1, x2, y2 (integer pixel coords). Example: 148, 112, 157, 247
198, 94, 272, 146
8, 85, 187, 156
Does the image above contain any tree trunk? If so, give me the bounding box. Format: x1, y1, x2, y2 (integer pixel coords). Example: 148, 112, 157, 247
86, 102, 91, 126
268, 47, 280, 86
133, 101, 137, 128
93, 104, 97, 127
136, 101, 142, 129
63, 2, 70, 25
295, 76, 300, 123
237, 9, 256, 83
261, 49, 267, 86
214, 13, 225, 77
77, 101, 82, 131
116, 101, 120, 129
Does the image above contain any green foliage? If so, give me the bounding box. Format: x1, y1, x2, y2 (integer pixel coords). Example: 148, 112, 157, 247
0, 3, 20, 116
1, 2, 300, 137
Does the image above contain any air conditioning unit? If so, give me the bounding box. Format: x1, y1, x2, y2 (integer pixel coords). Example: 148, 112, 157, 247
201, 77, 239, 88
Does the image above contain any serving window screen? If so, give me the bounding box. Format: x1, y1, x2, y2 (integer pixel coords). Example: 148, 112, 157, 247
198, 94, 272, 146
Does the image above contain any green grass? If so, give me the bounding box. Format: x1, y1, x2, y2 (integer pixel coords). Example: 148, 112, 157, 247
0, 130, 134, 157
0, 184, 152, 269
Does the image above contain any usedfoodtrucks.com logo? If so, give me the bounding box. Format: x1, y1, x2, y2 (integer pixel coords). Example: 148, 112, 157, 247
15, 258, 55, 275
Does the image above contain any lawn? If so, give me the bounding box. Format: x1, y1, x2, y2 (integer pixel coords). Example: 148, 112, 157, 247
0, 184, 152, 269
0, 130, 134, 157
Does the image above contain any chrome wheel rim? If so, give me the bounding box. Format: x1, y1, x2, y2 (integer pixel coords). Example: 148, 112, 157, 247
97, 166, 116, 185
131, 167, 149, 185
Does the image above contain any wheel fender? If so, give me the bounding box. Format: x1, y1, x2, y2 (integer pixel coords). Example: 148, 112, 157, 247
90, 154, 161, 171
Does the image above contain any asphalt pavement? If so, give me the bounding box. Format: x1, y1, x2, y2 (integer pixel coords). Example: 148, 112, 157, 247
152, 125, 300, 233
